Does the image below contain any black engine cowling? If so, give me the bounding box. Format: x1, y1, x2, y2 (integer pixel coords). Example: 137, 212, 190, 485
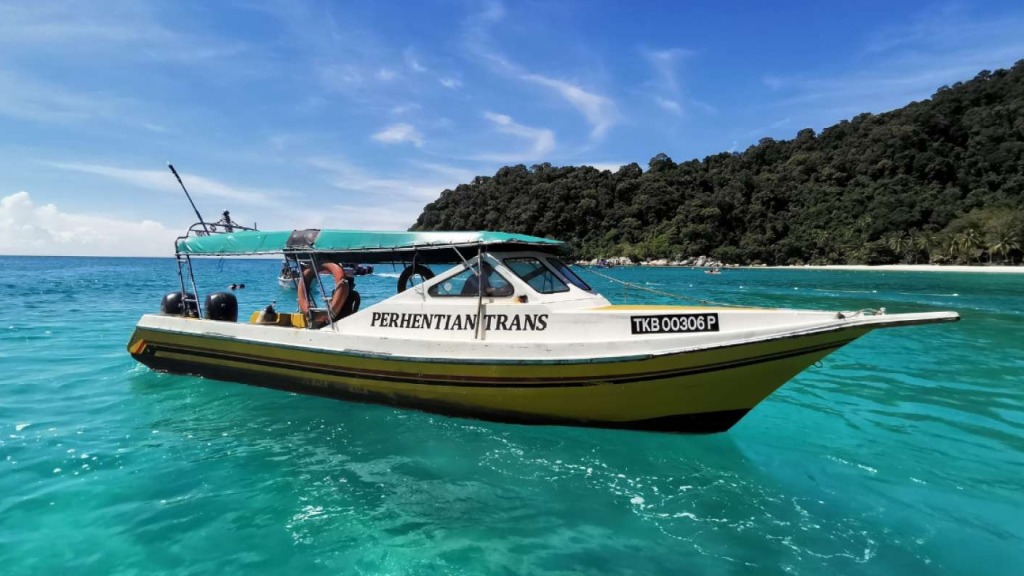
204, 292, 238, 322
160, 292, 198, 317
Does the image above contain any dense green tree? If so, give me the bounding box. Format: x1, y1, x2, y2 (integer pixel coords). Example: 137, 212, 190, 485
412, 60, 1024, 265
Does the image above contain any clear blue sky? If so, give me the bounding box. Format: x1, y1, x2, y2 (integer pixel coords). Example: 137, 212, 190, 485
1, 0, 1022, 255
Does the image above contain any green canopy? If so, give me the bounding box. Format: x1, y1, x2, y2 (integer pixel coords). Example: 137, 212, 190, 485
175, 229, 568, 263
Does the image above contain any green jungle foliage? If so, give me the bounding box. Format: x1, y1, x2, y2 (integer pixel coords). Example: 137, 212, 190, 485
412, 61, 1024, 265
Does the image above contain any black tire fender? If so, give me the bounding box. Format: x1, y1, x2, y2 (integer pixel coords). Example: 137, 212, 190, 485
397, 264, 435, 292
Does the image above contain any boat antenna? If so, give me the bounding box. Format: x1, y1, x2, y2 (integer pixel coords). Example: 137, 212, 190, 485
168, 162, 209, 235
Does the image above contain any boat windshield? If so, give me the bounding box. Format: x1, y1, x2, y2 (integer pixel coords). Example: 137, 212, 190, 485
503, 257, 569, 294
428, 262, 514, 297
547, 258, 592, 291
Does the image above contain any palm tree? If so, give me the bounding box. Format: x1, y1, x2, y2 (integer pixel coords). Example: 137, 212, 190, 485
946, 234, 959, 261
885, 232, 910, 263
912, 231, 938, 264
988, 228, 1021, 264
810, 229, 831, 262
953, 228, 983, 263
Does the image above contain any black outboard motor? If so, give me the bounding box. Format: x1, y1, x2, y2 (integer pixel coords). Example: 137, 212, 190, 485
204, 292, 238, 322
161, 292, 198, 317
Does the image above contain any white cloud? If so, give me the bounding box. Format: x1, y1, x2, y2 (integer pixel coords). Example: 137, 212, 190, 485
141, 122, 169, 133
654, 97, 682, 116
308, 157, 452, 203
770, 64, 1012, 124
404, 47, 428, 72
863, 4, 1020, 56
583, 162, 633, 173
462, 1, 617, 141
743, 117, 792, 139
0, 2, 249, 65
46, 162, 280, 206
521, 73, 617, 139
439, 77, 462, 89
302, 156, 463, 228
462, 1, 514, 72
0, 69, 129, 124
479, 112, 555, 161
391, 103, 421, 115
0, 191, 175, 256
762, 6, 1024, 128
376, 67, 398, 81
0, 3, 154, 46
269, 134, 291, 151
411, 161, 478, 183
476, 0, 506, 25
318, 64, 365, 91
371, 123, 424, 147
644, 48, 691, 92
642, 47, 693, 118
288, 203, 428, 231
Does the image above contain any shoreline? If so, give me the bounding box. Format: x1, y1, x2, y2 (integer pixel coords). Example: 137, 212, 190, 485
756, 264, 1024, 274
586, 262, 1024, 274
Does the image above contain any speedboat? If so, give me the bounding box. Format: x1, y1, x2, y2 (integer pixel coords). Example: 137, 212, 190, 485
127, 228, 959, 434
278, 271, 300, 289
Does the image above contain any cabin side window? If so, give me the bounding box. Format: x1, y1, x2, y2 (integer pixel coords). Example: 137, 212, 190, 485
503, 257, 569, 294
427, 262, 514, 297
547, 258, 592, 291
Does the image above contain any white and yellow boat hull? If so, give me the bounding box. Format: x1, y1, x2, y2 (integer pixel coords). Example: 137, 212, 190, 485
127, 306, 952, 433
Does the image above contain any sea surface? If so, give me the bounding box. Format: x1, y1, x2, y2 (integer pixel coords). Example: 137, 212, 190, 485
1, 256, 1022, 575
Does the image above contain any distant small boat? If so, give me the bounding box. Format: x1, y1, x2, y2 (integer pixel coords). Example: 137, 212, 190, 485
705, 268, 721, 275
280, 262, 372, 290
278, 261, 301, 289
278, 274, 298, 289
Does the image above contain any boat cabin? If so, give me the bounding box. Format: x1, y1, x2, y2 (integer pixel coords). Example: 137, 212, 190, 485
167, 228, 608, 339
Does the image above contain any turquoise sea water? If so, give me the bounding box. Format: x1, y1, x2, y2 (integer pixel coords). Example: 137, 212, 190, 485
1, 256, 1022, 575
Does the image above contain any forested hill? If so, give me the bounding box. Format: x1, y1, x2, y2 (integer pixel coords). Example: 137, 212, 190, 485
412, 60, 1024, 265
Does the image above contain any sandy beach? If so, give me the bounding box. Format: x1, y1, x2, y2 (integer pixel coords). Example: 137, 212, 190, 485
761, 264, 1024, 274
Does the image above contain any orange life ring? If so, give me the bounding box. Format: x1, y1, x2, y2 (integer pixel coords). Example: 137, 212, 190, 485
297, 262, 350, 323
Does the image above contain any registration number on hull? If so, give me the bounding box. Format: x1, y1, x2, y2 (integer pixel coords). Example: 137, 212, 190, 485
631, 313, 720, 334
